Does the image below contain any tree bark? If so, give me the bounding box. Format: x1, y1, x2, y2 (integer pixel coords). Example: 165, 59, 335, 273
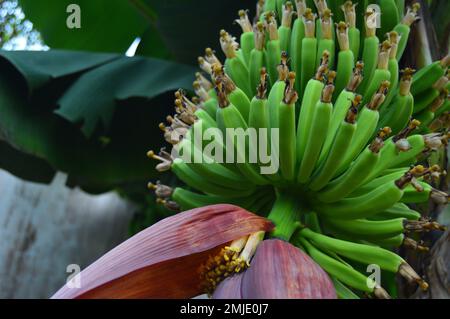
412, 230, 450, 299
0, 170, 134, 298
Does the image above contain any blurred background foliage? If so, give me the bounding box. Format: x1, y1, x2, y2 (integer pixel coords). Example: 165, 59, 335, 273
0, 0, 254, 232
0, 0, 448, 234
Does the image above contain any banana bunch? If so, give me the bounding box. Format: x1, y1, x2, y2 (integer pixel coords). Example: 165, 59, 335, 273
148, 0, 449, 298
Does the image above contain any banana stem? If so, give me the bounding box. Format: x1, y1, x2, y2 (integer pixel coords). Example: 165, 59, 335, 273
267, 191, 302, 241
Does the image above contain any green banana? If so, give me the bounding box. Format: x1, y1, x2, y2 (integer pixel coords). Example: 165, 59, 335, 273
212, 65, 252, 123
216, 86, 270, 186
297, 71, 334, 183
393, 3, 420, 61
316, 8, 335, 70
323, 217, 406, 240
265, 12, 282, 85
396, 0, 405, 17
317, 131, 387, 203
378, 0, 400, 39
278, 2, 294, 52
298, 228, 428, 290
411, 55, 449, 96
382, 32, 400, 112
361, 41, 392, 106
358, 10, 380, 94
296, 53, 328, 165
371, 203, 421, 221
320, 65, 363, 164
171, 158, 253, 198
350, 168, 407, 197
342, 1, 360, 62
300, 8, 318, 96
332, 277, 360, 299
170, 187, 249, 211
401, 181, 432, 203
264, 0, 277, 13
336, 82, 389, 175
334, 22, 355, 100
364, 127, 427, 182
413, 76, 449, 114
249, 22, 266, 96
236, 10, 255, 66
278, 72, 298, 181
291, 1, 306, 94
220, 30, 253, 98
309, 107, 357, 191
380, 68, 414, 134
315, 174, 409, 219
296, 236, 389, 297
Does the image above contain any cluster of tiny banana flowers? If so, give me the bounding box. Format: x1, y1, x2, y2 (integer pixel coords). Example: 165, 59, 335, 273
51, 0, 449, 299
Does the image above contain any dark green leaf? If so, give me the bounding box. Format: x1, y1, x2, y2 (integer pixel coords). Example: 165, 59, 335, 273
0, 140, 55, 183
54, 55, 195, 137
19, 0, 255, 65
0, 49, 118, 93
0, 50, 195, 192
144, 0, 255, 64
134, 25, 172, 59
18, 0, 149, 53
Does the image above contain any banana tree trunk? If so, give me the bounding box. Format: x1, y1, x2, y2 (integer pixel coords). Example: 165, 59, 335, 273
0, 170, 134, 298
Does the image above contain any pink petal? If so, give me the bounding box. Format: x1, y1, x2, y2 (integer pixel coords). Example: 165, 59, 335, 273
52, 204, 274, 299
212, 273, 244, 299
241, 239, 336, 299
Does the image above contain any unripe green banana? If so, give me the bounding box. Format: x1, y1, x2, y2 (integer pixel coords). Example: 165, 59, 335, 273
365, 234, 405, 249
361, 41, 392, 106
171, 187, 262, 211
371, 203, 421, 221
411, 55, 449, 96
236, 10, 255, 66
382, 32, 400, 111
319, 66, 363, 164
309, 106, 357, 191
364, 126, 426, 182
336, 82, 390, 175
299, 228, 428, 290
220, 30, 253, 98
278, 2, 294, 52
278, 72, 298, 181
300, 8, 318, 96
379, 68, 414, 134
357, 10, 380, 94
401, 181, 432, 203
316, 9, 335, 70
249, 69, 283, 183
393, 3, 420, 61
317, 133, 389, 203
172, 158, 253, 198
331, 277, 360, 299
297, 236, 390, 297
265, 12, 283, 85
413, 76, 448, 114
315, 174, 409, 219
334, 22, 355, 100
219, 98, 270, 186
342, 1, 360, 61
323, 217, 406, 240
291, 1, 306, 93
378, 0, 400, 39
297, 71, 335, 183
296, 53, 328, 165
